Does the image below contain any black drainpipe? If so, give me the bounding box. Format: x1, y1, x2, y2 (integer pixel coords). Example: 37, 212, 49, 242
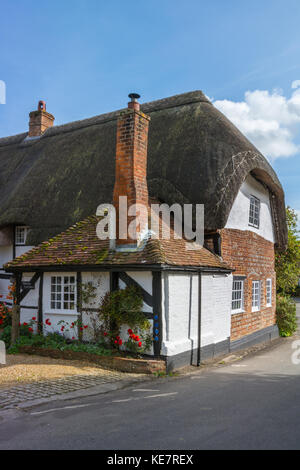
197, 272, 202, 366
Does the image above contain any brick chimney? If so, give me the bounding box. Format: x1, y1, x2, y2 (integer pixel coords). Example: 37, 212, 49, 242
113, 93, 150, 247
28, 101, 55, 137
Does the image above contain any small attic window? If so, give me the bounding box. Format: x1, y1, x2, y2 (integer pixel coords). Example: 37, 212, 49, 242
15, 226, 28, 245
249, 195, 260, 228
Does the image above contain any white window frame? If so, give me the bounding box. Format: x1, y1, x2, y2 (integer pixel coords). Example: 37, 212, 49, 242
249, 195, 260, 229
49, 274, 77, 314
15, 226, 28, 245
231, 277, 245, 314
252, 280, 261, 312
266, 278, 272, 307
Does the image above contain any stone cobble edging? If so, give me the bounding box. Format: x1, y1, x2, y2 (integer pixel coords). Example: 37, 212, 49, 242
0, 371, 132, 410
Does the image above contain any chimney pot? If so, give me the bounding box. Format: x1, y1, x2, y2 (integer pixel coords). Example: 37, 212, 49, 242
38, 100, 46, 111
128, 92, 141, 111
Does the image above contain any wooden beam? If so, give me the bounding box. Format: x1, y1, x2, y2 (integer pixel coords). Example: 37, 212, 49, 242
197, 272, 202, 367
152, 271, 162, 357
19, 272, 40, 302
110, 271, 119, 292
77, 272, 83, 341
119, 271, 153, 307
38, 272, 44, 334
11, 273, 21, 344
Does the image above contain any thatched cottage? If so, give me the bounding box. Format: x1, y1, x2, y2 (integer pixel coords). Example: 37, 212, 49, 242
0, 91, 287, 369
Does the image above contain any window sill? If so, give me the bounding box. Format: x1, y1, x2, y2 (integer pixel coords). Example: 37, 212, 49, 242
231, 309, 245, 315
252, 308, 260, 313
46, 311, 79, 316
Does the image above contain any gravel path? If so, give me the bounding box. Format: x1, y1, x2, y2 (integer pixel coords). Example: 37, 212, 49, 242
0, 354, 144, 410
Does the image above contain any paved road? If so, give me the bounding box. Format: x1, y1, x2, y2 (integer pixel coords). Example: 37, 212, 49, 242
1, 301, 300, 450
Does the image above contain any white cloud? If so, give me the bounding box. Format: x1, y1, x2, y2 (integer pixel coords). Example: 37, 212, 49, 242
214, 83, 300, 160
291, 80, 300, 89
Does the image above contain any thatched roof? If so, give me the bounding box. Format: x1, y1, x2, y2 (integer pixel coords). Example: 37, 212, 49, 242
0, 91, 287, 249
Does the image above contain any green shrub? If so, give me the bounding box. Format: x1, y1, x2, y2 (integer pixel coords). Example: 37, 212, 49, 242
293, 286, 300, 297
99, 285, 151, 350
0, 325, 12, 348
276, 295, 297, 337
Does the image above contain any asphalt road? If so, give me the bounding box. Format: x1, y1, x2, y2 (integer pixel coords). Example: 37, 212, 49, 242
1, 301, 300, 450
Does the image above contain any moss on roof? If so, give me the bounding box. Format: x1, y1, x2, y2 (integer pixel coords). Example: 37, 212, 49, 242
5, 214, 230, 271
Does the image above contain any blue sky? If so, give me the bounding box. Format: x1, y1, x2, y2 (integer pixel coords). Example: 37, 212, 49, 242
1, 0, 300, 222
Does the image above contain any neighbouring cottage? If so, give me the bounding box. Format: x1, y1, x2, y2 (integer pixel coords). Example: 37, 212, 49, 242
0, 91, 287, 370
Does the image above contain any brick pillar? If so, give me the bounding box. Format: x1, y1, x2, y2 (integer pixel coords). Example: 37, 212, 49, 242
113, 94, 150, 246
28, 101, 55, 137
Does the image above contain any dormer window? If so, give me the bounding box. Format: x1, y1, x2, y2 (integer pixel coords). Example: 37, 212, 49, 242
15, 226, 28, 245
249, 196, 260, 228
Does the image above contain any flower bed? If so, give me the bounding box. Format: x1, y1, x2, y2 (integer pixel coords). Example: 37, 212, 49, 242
18, 346, 166, 374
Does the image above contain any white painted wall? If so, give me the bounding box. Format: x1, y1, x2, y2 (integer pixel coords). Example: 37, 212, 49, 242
225, 174, 275, 243
161, 272, 232, 358
161, 273, 199, 356
0, 245, 35, 299
20, 272, 39, 330
0, 246, 13, 268
119, 271, 153, 313
18, 269, 153, 346
0, 246, 13, 298
15, 246, 35, 258
200, 273, 232, 348
119, 271, 153, 354
81, 271, 110, 342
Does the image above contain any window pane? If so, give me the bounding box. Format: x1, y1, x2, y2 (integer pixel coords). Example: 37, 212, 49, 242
249, 196, 260, 228
232, 279, 244, 311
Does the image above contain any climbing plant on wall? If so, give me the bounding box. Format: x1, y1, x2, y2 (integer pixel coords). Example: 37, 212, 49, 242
98, 285, 152, 352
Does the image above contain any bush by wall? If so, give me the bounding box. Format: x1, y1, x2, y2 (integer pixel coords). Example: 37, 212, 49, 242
276, 295, 297, 337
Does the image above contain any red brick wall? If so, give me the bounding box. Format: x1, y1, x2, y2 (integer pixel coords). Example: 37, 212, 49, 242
29, 110, 54, 137
113, 108, 150, 245
220, 228, 276, 341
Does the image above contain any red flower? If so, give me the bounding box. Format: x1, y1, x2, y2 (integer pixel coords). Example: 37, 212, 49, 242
28, 327, 33, 333
128, 329, 133, 334
114, 340, 118, 344
138, 341, 142, 347
118, 339, 122, 346
61, 326, 64, 332
116, 336, 120, 340
103, 332, 108, 336
0, 319, 3, 325
45, 318, 50, 325
80, 327, 83, 331
84, 325, 88, 329
135, 335, 140, 342
72, 337, 75, 340
32, 317, 36, 321
23, 322, 28, 326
